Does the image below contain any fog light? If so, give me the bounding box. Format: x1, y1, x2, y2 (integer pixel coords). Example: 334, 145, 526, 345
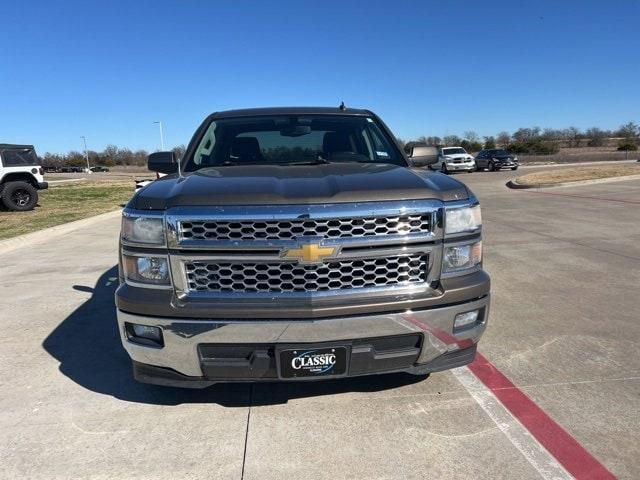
125, 322, 164, 347
454, 310, 480, 332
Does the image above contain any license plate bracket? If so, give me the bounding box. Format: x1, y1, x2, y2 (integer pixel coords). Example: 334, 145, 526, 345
277, 345, 350, 379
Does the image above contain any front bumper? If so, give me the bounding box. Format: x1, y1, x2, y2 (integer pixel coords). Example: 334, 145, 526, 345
117, 294, 489, 387
37, 181, 48, 190
494, 162, 518, 169
446, 163, 475, 171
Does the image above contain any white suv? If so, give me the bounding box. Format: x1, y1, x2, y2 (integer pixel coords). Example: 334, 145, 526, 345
432, 147, 476, 173
0, 144, 48, 211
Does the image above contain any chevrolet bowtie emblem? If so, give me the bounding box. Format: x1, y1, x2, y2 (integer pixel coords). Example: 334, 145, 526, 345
282, 241, 339, 264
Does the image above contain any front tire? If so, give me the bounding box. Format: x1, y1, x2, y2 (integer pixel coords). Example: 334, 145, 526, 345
489, 161, 496, 172
1, 181, 38, 211
441, 163, 448, 174
511, 166, 518, 171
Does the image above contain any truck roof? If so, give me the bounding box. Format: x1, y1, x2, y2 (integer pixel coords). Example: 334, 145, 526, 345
209, 106, 372, 119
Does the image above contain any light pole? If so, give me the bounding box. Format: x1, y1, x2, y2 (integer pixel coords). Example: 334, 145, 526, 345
153, 121, 165, 151
80, 136, 91, 172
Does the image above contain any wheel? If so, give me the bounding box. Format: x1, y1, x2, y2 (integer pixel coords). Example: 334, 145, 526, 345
511, 166, 518, 171
488, 161, 495, 172
441, 163, 448, 174
1, 181, 38, 211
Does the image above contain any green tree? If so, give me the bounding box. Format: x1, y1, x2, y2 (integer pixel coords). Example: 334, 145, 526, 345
483, 136, 496, 149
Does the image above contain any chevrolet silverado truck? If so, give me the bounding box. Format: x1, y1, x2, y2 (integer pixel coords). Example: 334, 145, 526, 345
116, 107, 489, 387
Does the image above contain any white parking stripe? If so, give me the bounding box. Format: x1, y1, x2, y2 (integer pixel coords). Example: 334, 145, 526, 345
452, 366, 573, 480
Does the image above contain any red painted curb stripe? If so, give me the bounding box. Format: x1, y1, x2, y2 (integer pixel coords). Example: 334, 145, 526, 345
468, 352, 616, 480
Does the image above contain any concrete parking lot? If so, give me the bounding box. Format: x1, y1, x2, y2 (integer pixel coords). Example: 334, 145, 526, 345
1, 167, 638, 479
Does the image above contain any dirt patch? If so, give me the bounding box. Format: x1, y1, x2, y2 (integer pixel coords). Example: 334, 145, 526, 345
514, 164, 640, 187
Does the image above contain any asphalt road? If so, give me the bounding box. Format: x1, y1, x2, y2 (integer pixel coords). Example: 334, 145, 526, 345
1, 168, 638, 479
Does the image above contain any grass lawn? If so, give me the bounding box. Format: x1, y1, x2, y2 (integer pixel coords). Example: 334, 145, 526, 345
0, 182, 133, 240
515, 164, 640, 187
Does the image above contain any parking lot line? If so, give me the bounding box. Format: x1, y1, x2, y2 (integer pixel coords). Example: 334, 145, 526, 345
453, 366, 572, 480
461, 353, 616, 480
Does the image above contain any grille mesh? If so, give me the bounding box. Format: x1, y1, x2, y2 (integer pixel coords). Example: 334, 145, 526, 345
180, 215, 431, 241
185, 254, 428, 293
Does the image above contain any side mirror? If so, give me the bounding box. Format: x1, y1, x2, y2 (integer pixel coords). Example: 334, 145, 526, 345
408, 146, 438, 167
148, 151, 178, 174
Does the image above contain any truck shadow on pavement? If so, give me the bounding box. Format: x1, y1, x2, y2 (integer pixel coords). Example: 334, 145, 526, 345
43, 266, 426, 407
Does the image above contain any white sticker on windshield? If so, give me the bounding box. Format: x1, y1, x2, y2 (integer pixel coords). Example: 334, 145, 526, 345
376, 151, 389, 157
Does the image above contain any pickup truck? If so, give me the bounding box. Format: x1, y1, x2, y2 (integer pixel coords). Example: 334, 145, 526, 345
432, 147, 476, 173
116, 107, 490, 387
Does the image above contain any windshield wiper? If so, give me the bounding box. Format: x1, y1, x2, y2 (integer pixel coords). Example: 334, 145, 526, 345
282, 157, 331, 166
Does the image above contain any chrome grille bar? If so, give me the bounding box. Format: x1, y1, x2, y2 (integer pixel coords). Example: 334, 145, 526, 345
180, 214, 431, 241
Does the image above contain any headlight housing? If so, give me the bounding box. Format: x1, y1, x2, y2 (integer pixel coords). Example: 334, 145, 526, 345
122, 254, 171, 287
121, 213, 165, 246
445, 204, 482, 234
442, 241, 482, 275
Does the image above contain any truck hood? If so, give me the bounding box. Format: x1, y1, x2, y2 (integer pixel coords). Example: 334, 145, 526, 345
131, 163, 469, 210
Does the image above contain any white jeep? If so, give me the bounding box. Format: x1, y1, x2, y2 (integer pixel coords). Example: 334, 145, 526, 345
431, 147, 476, 173
0, 144, 48, 211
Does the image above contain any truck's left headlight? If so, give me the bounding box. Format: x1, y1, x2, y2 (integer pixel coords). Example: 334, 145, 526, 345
121, 214, 165, 246
445, 204, 481, 234
122, 254, 171, 286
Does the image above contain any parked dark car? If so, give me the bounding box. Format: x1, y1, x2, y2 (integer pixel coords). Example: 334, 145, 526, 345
90, 166, 110, 172
474, 149, 519, 171
60, 166, 84, 173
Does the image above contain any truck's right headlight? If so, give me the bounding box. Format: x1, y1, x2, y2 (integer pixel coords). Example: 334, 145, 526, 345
121, 213, 165, 246
442, 240, 482, 274
122, 254, 171, 287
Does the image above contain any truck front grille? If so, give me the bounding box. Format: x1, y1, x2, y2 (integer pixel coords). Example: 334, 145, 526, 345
184, 254, 428, 294
179, 214, 431, 241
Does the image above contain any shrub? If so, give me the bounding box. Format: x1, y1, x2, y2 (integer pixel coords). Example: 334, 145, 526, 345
508, 140, 559, 155
617, 142, 638, 151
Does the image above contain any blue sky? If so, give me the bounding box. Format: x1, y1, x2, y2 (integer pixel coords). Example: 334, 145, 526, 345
1, 0, 638, 154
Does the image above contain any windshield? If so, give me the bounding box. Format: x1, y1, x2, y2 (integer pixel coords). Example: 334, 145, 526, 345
488, 149, 509, 156
185, 115, 404, 171
442, 148, 467, 155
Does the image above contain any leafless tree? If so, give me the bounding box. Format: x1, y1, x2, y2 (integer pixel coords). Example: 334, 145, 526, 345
617, 122, 639, 139
496, 131, 511, 146
463, 131, 480, 142
443, 135, 461, 146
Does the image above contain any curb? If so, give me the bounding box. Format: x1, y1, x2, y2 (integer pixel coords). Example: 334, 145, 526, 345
506, 173, 640, 190
0, 209, 122, 255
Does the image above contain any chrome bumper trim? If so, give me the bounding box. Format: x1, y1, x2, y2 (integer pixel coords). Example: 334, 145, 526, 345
117, 295, 489, 377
